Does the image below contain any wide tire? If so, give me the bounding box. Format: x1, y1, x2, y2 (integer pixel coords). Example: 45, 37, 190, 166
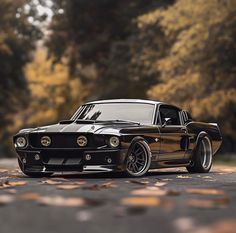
125, 141, 151, 177
186, 136, 213, 173
18, 159, 53, 178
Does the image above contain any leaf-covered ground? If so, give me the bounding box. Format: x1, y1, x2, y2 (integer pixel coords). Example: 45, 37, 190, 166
0, 159, 235, 233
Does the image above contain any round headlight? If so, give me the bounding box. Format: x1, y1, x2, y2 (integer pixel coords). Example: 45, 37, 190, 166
16, 137, 27, 148
109, 136, 120, 148
41, 136, 51, 147
77, 135, 88, 147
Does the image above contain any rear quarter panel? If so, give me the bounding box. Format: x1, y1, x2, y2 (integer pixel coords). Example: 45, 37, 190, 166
186, 122, 222, 155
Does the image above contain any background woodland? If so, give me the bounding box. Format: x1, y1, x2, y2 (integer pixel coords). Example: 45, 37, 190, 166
0, 0, 236, 156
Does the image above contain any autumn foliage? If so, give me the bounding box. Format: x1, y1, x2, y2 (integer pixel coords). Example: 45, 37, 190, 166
0, 0, 235, 155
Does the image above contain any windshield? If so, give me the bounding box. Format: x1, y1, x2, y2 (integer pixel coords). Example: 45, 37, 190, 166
74, 103, 155, 124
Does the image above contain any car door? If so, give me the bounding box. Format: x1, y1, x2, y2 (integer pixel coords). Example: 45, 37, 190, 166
157, 105, 189, 160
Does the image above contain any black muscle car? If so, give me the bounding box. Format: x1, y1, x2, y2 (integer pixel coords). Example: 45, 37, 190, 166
13, 99, 222, 177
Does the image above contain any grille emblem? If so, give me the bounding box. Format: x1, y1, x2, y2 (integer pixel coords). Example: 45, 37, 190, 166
77, 135, 88, 147
41, 136, 51, 147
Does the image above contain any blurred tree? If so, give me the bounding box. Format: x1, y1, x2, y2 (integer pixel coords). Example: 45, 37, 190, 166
139, 0, 236, 151
46, 0, 174, 99
0, 0, 45, 155
21, 48, 87, 128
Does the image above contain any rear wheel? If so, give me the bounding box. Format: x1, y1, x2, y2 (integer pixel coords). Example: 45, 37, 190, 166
125, 141, 151, 177
186, 136, 213, 173
18, 158, 53, 178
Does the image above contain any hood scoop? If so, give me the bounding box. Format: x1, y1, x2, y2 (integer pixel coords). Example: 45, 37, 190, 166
75, 120, 98, 124
59, 119, 98, 125
59, 120, 75, 124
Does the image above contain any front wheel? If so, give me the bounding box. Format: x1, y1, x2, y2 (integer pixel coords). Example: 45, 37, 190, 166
186, 136, 213, 173
125, 141, 151, 177
18, 159, 53, 178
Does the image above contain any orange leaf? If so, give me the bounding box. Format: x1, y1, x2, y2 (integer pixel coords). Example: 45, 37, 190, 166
121, 197, 160, 206
187, 198, 230, 209
56, 185, 81, 190
38, 196, 84, 207
18, 192, 41, 201
186, 188, 225, 195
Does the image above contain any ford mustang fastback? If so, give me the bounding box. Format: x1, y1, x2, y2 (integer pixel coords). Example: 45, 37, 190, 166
13, 99, 222, 177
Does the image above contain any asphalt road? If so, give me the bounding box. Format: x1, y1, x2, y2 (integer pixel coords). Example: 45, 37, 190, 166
0, 159, 236, 233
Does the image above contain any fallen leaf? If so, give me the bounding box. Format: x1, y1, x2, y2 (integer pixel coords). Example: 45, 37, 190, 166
100, 181, 117, 188
202, 176, 213, 179
187, 198, 230, 209
8, 181, 27, 187
18, 192, 41, 201
127, 180, 149, 185
38, 196, 84, 207
4, 189, 17, 194
0, 180, 27, 189
82, 182, 116, 190
176, 175, 192, 179
131, 187, 167, 196
186, 188, 225, 195
121, 197, 160, 206
41, 180, 62, 185
154, 182, 167, 187
161, 178, 173, 181
131, 186, 180, 196
0, 195, 15, 205
0, 169, 8, 173
0, 176, 11, 180
66, 181, 86, 185
56, 185, 81, 190
50, 177, 69, 181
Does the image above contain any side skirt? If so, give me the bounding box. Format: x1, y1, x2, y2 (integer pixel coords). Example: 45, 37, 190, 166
150, 159, 191, 169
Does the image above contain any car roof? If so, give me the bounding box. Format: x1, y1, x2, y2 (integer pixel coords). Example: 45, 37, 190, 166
86, 99, 164, 105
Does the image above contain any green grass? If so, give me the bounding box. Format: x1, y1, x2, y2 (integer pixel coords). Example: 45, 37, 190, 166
213, 154, 236, 166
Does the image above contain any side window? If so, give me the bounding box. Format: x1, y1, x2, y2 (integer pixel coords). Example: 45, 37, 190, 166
159, 106, 181, 125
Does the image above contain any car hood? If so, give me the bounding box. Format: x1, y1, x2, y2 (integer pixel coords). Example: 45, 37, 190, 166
19, 122, 151, 135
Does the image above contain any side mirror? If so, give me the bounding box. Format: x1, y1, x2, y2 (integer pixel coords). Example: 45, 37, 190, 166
162, 118, 171, 127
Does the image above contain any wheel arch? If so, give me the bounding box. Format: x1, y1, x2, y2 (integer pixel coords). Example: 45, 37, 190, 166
125, 136, 152, 162
195, 131, 209, 147
192, 131, 213, 158
129, 136, 152, 155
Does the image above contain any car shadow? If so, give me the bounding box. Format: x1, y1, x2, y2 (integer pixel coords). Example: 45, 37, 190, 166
16, 169, 220, 180
46, 169, 190, 179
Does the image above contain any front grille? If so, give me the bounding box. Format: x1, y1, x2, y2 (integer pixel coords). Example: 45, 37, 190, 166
41, 150, 84, 165
29, 133, 105, 148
